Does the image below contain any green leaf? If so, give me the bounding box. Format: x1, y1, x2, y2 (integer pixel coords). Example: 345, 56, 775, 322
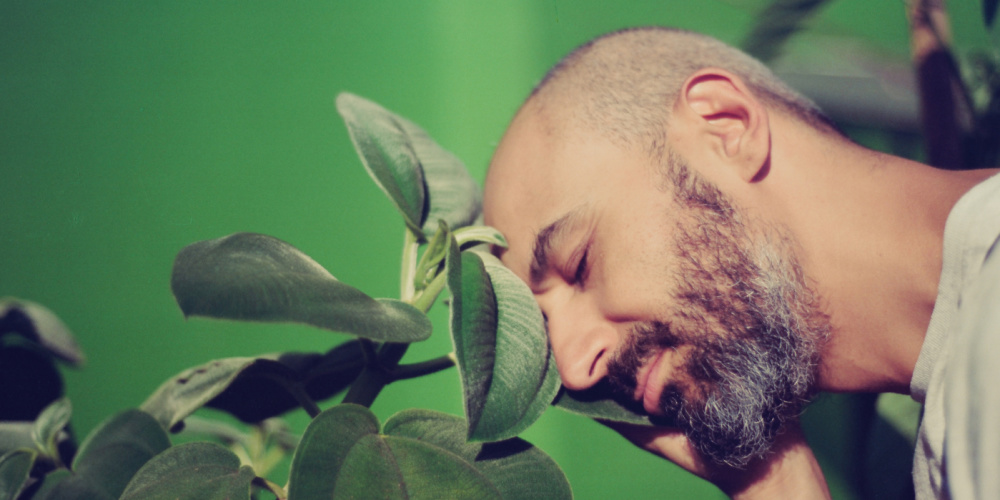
552, 383, 653, 426
205, 342, 365, 423
120, 442, 255, 500
32, 398, 71, 459
0, 298, 84, 366
171, 232, 432, 342
0, 423, 36, 457
336, 92, 482, 236
740, 0, 832, 62
396, 115, 481, 235
384, 409, 572, 500
336, 92, 426, 234
454, 225, 508, 250
0, 449, 36, 500
70, 409, 171, 499
446, 246, 560, 442
288, 404, 500, 500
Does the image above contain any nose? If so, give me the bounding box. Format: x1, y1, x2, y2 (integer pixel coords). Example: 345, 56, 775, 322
544, 296, 619, 391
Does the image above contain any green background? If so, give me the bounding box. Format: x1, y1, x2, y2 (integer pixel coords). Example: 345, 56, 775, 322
1, 1, 993, 498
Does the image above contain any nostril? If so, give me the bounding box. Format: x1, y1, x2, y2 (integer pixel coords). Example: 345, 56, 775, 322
589, 348, 606, 378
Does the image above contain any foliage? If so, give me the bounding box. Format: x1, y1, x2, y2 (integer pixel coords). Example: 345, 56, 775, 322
0, 93, 582, 499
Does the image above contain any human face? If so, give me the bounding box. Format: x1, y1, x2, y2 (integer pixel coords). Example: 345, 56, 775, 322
483, 108, 828, 467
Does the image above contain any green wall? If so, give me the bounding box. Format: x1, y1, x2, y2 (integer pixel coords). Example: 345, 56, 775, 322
1, 2, 991, 498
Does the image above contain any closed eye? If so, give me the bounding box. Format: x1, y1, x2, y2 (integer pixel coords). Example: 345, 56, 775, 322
573, 247, 589, 285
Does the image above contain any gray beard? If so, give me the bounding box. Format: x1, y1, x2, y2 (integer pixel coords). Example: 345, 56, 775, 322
606, 154, 829, 468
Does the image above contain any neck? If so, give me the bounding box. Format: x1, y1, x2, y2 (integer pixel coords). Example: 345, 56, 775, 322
761, 117, 997, 394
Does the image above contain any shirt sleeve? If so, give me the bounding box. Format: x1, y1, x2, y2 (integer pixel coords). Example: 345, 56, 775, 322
945, 243, 1000, 499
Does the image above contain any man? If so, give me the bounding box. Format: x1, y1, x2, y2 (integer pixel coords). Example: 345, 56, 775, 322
482, 27, 999, 499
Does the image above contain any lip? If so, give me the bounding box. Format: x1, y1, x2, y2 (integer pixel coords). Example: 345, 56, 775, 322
635, 349, 669, 415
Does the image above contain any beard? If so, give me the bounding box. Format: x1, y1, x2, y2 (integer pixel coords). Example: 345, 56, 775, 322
606, 151, 830, 468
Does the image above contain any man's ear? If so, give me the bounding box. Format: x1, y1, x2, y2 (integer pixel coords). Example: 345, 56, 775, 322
677, 68, 771, 183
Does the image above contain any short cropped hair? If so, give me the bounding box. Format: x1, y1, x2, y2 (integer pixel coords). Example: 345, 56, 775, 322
529, 27, 840, 156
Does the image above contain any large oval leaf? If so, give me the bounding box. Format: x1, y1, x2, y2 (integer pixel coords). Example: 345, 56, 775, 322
0, 298, 83, 366
288, 404, 500, 500
204, 342, 365, 423
384, 409, 572, 500
395, 111, 481, 235
0, 449, 36, 500
140, 348, 359, 431
336, 93, 482, 236
120, 442, 255, 500
446, 246, 560, 442
171, 232, 431, 342
336, 93, 426, 234
71, 409, 171, 499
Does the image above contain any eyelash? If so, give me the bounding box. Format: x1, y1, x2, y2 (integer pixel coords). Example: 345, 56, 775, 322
573, 248, 589, 285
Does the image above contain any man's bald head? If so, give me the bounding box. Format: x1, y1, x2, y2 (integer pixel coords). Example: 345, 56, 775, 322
526, 27, 838, 158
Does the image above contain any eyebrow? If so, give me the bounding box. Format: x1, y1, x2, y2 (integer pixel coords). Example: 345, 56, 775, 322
529, 207, 585, 287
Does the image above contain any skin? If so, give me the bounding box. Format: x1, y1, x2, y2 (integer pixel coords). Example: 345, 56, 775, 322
482, 68, 998, 498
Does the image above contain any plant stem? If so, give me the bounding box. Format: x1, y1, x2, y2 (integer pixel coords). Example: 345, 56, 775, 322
400, 229, 420, 300
281, 380, 321, 418
391, 353, 456, 381
411, 271, 447, 313
341, 343, 410, 407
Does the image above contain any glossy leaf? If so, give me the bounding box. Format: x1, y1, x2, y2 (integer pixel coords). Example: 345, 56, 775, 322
71, 409, 171, 499
552, 383, 653, 426
446, 246, 560, 442
171, 232, 431, 342
0, 298, 83, 366
336, 92, 482, 236
288, 404, 500, 500
120, 442, 255, 500
336, 92, 426, 234
384, 409, 572, 500
0, 449, 36, 500
32, 398, 71, 458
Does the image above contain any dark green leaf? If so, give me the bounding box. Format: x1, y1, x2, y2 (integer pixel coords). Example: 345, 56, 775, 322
0, 423, 36, 456
396, 115, 481, 235
171, 232, 432, 342
119, 442, 255, 500
552, 382, 654, 426
0, 298, 83, 366
288, 404, 500, 500
335, 92, 426, 234
987, 0, 999, 28
0, 449, 36, 500
446, 247, 559, 442
384, 409, 572, 500
740, 0, 833, 62
336, 93, 482, 236
0, 346, 64, 421
142, 345, 365, 430
32, 398, 71, 459
71, 409, 171, 499
30, 469, 74, 500
205, 342, 365, 423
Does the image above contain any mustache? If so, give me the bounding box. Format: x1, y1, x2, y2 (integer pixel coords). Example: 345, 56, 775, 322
606, 320, 682, 399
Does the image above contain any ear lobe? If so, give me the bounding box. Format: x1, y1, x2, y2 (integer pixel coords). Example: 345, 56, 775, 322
681, 69, 771, 183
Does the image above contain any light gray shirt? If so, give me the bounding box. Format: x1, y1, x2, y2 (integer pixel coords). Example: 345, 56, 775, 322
911, 172, 1000, 499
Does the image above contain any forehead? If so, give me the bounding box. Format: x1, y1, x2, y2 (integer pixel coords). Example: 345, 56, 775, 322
483, 107, 650, 280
